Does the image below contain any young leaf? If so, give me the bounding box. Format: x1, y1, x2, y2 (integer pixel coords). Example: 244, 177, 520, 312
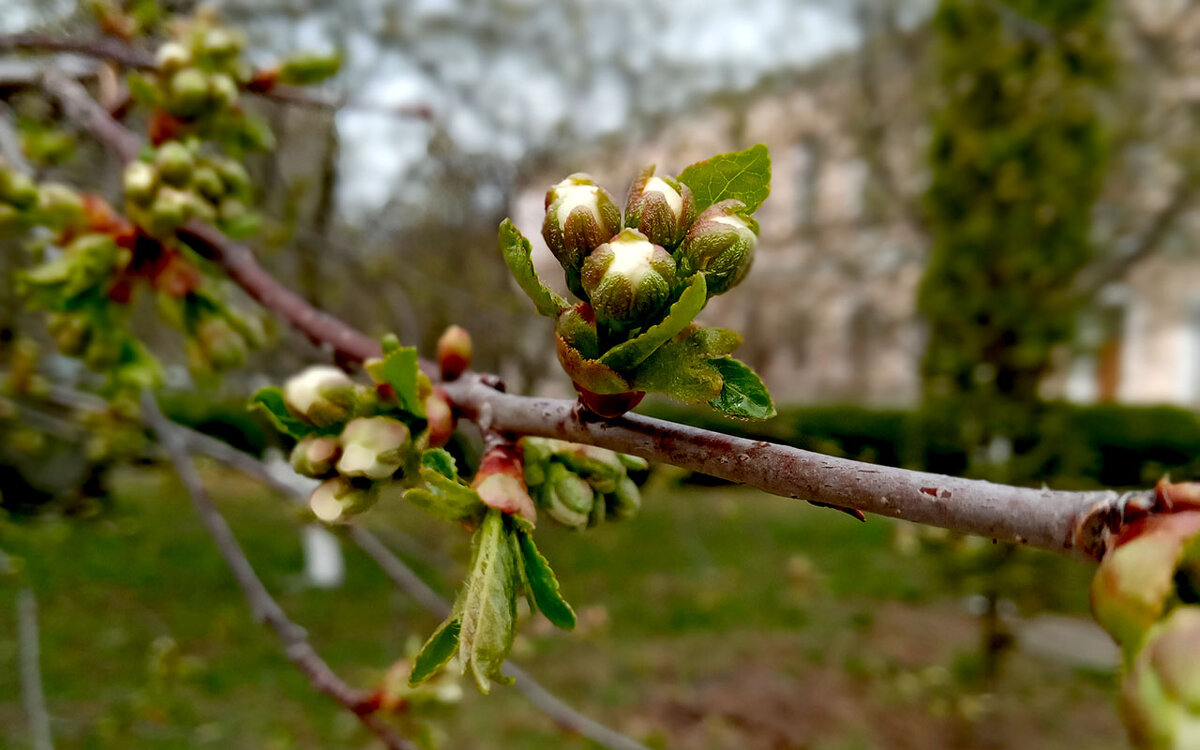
421, 448, 459, 479
632, 324, 743, 403
458, 510, 518, 693
380, 345, 425, 416
515, 528, 577, 630
599, 273, 707, 373
678, 144, 772, 215
499, 219, 569, 318
249, 386, 317, 439
408, 616, 461, 686
708, 357, 776, 419
405, 469, 486, 523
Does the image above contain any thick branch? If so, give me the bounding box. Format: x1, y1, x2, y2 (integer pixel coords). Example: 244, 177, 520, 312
17, 588, 54, 750
139, 392, 416, 750
47, 63, 1151, 559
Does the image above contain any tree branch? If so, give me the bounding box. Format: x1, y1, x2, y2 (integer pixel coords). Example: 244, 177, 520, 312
43, 62, 1153, 560
167, 421, 651, 750
2, 33, 431, 117
17, 588, 54, 750
1072, 176, 1196, 298
138, 392, 417, 750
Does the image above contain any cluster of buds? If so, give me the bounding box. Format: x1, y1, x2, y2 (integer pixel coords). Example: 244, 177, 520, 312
123, 140, 255, 238
520, 437, 647, 530
282, 362, 456, 523
529, 161, 766, 418
1090, 482, 1200, 748
541, 167, 756, 328
151, 18, 248, 123
0, 160, 90, 236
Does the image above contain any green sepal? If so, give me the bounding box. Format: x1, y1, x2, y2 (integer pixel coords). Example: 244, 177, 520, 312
515, 528, 576, 630
420, 448, 458, 480
499, 219, 569, 318
249, 386, 320, 439
114, 337, 163, 390
678, 143, 772, 215
371, 344, 424, 417
458, 510, 518, 693
126, 72, 160, 106
404, 469, 486, 523
708, 357, 776, 419
631, 324, 742, 403
600, 272, 707, 373
408, 616, 461, 686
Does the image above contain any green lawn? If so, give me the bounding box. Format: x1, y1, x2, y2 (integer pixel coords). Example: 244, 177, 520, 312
1, 464, 1126, 749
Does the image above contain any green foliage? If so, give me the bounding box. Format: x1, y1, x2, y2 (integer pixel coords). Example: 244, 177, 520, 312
677, 143, 772, 214
498, 219, 569, 318
920, 0, 1113, 462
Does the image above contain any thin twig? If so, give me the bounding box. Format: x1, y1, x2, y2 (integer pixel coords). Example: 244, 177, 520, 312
138, 391, 417, 750
1, 33, 431, 117
44, 72, 1152, 560
169, 422, 652, 750
17, 588, 54, 750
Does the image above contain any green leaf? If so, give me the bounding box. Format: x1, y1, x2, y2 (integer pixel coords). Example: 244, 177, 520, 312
279, 52, 343, 85
600, 273, 707, 373
249, 386, 317, 439
708, 357, 776, 419
458, 510, 518, 693
380, 346, 425, 416
515, 528, 576, 630
420, 448, 458, 479
408, 617, 461, 686
127, 72, 159, 106
499, 219, 569, 318
678, 144, 772, 214
405, 469, 485, 523
632, 324, 742, 403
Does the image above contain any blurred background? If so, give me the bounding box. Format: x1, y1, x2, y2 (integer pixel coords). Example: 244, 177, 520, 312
3, 0, 1200, 747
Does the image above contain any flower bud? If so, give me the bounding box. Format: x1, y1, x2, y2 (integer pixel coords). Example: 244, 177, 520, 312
542, 462, 593, 529
581, 228, 675, 326
624, 166, 695, 249
606, 475, 641, 520
155, 141, 195, 187
472, 444, 537, 525
1121, 607, 1200, 749
542, 174, 622, 299
283, 365, 358, 426
168, 68, 210, 117
337, 416, 411, 479
309, 476, 378, 523
436, 325, 472, 381
36, 183, 86, 231
201, 28, 244, 63
1092, 512, 1200, 655
209, 73, 239, 109
0, 170, 38, 210
192, 165, 224, 202
155, 41, 192, 73
678, 199, 757, 295
424, 389, 455, 448
147, 186, 193, 235
290, 435, 340, 478
122, 162, 159, 206
193, 317, 245, 370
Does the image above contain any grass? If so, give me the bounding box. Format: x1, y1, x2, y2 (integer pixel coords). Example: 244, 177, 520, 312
0, 464, 1126, 749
